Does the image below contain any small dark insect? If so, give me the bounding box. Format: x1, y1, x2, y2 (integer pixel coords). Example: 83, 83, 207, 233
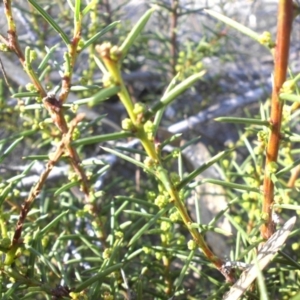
51, 284, 71, 298
43, 92, 61, 112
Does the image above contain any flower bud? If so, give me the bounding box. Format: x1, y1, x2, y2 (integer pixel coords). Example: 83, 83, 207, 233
121, 118, 135, 131
187, 239, 197, 250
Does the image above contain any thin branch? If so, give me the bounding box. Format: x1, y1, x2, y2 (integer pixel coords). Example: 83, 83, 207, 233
261, 0, 293, 239
11, 114, 84, 246
3, 0, 92, 209
12, 138, 65, 247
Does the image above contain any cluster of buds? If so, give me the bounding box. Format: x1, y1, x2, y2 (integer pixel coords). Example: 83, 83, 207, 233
254, 130, 268, 155
281, 79, 296, 95
154, 194, 169, 209
258, 31, 275, 48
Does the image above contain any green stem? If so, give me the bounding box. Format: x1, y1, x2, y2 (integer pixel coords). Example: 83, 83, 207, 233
97, 42, 235, 282
97, 43, 135, 120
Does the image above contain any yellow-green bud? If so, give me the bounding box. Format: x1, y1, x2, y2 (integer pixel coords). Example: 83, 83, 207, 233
102, 73, 114, 87
154, 194, 169, 208
68, 172, 79, 182
249, 191, 258, 200
258, 31, 274, 47
121, 118, 135, 131
25, 83, 37, 92
161, 232, 172, 244
257, 130, 267, 142
102, 248, 112, 259
72, 128, 80, 140
0, 43, 9, 51
133, 103, 146, 115
95, 42, 112, 59
169, 211, 181, 222
281, 79, 296, 94
77, 39, 85, 51
254, 146, 263, 155
266, 161, 278, 174
171, 149, 180, 158
143, 120, 154, 133
245, 165, 254, 175
144, 157, 155, 168
187, 239, 197, 250
115, 231, 123, 239
160, 221, 171, 231
110, 45, 122, 61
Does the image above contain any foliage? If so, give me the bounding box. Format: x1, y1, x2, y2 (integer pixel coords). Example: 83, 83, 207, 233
0, 0, 300, 299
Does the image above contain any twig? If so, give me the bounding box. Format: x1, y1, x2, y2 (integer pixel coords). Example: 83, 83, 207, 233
11, 115, 83, 246
2, 0, 92, 207
261, 0, 293, 239
7, 163, 60, 263
59, 21, 81, 103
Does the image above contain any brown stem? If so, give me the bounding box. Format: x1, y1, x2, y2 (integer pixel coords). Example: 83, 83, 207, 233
2, 0, 106, 255
3, 0, 91, 201
261, 0, 293, 239
12, 138, 65, 246
3, 0, 24, 61
59, 23, 81, 104
12, 115, 86, 247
